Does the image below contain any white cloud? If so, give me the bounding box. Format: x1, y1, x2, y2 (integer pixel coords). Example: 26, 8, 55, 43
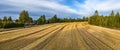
75, 0, 120, 16
0, 0, 81, 19
0, 0, 120, 19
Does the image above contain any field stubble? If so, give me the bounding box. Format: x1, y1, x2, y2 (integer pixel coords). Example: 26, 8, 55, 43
0, 23, 120, 50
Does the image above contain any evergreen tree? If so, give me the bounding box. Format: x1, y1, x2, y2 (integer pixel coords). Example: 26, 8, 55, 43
8, 16, 13, 22
110, 10, 115, 17
41, 15, 46, 24
15, 19, 19, 22
109, 10, 115, 27
88, 10, 99, 25
94, 10, 99, 16
0, 18, 2, 23
19, 10, 32, 23
89, 10, 120, 28
115, 12, 120, 27
3, 16, 7, 22
48, 14, 58, 23
28, 17, 33, 23
52, 14, 58, 23
37, 15, 46, 24
0, 18, 2, 28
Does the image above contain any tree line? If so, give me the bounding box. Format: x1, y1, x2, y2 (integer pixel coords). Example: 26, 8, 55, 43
0, 10, 87, 28
36, 14, 88, 24
1, 10, 119, 29
88, 10, 120, 28
0, 16, 24, 28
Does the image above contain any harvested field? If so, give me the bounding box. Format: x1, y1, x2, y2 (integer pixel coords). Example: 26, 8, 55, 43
0, 22, 120, 50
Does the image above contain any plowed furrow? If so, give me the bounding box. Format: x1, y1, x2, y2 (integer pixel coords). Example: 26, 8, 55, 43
78, 25, 113, 50
0, 24, 60, 50
31, 24, 67, 50
0, 24, 56, 43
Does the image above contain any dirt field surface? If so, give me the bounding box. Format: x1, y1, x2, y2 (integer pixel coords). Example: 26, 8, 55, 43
0, 22, 120, 50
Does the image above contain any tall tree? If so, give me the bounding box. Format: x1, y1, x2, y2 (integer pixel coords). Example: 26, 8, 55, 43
48, 14, 58, 23
37, 15, 46, 24
88, 10, 99, 25
0, 18, 2, 23
94, 10, 99, 16
15, 19, 19, 22
110, 10, 115, 17
41, 15, 46, 24
52, 14, 58, 23
115, 12, 120, 27
109, 10, 115, 27
0, 18, 2, 28
89, 10, 120, 28
3, 16, 7, 22
8, 16, 13, 22
28, 17, 33, 23
19, 10, 32, 23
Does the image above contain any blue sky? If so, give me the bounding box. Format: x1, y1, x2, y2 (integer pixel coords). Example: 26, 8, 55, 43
0, 0, 120, 20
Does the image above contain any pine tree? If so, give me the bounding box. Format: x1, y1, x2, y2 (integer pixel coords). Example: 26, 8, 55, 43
19, 10, 32, 23
109, 10, 115, 27
0, 18, 2, 23
94, 10, 99, 16
15, 19, 19, 22
3, 16, 7, 22
48, 14, 58, 23
52, 14, 58, 23
8, 16, 13, 22
110, 10, 115, 17
41, 15, 46, 24
115, 12, 120, 27
89, 10, 120, 28
28, 17, 33, 23
0, 18, 2, 28
88, 10, 99, 25
37, 15, 46, 24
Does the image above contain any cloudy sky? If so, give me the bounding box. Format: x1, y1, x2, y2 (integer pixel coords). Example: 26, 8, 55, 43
0, 0, 120, 19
